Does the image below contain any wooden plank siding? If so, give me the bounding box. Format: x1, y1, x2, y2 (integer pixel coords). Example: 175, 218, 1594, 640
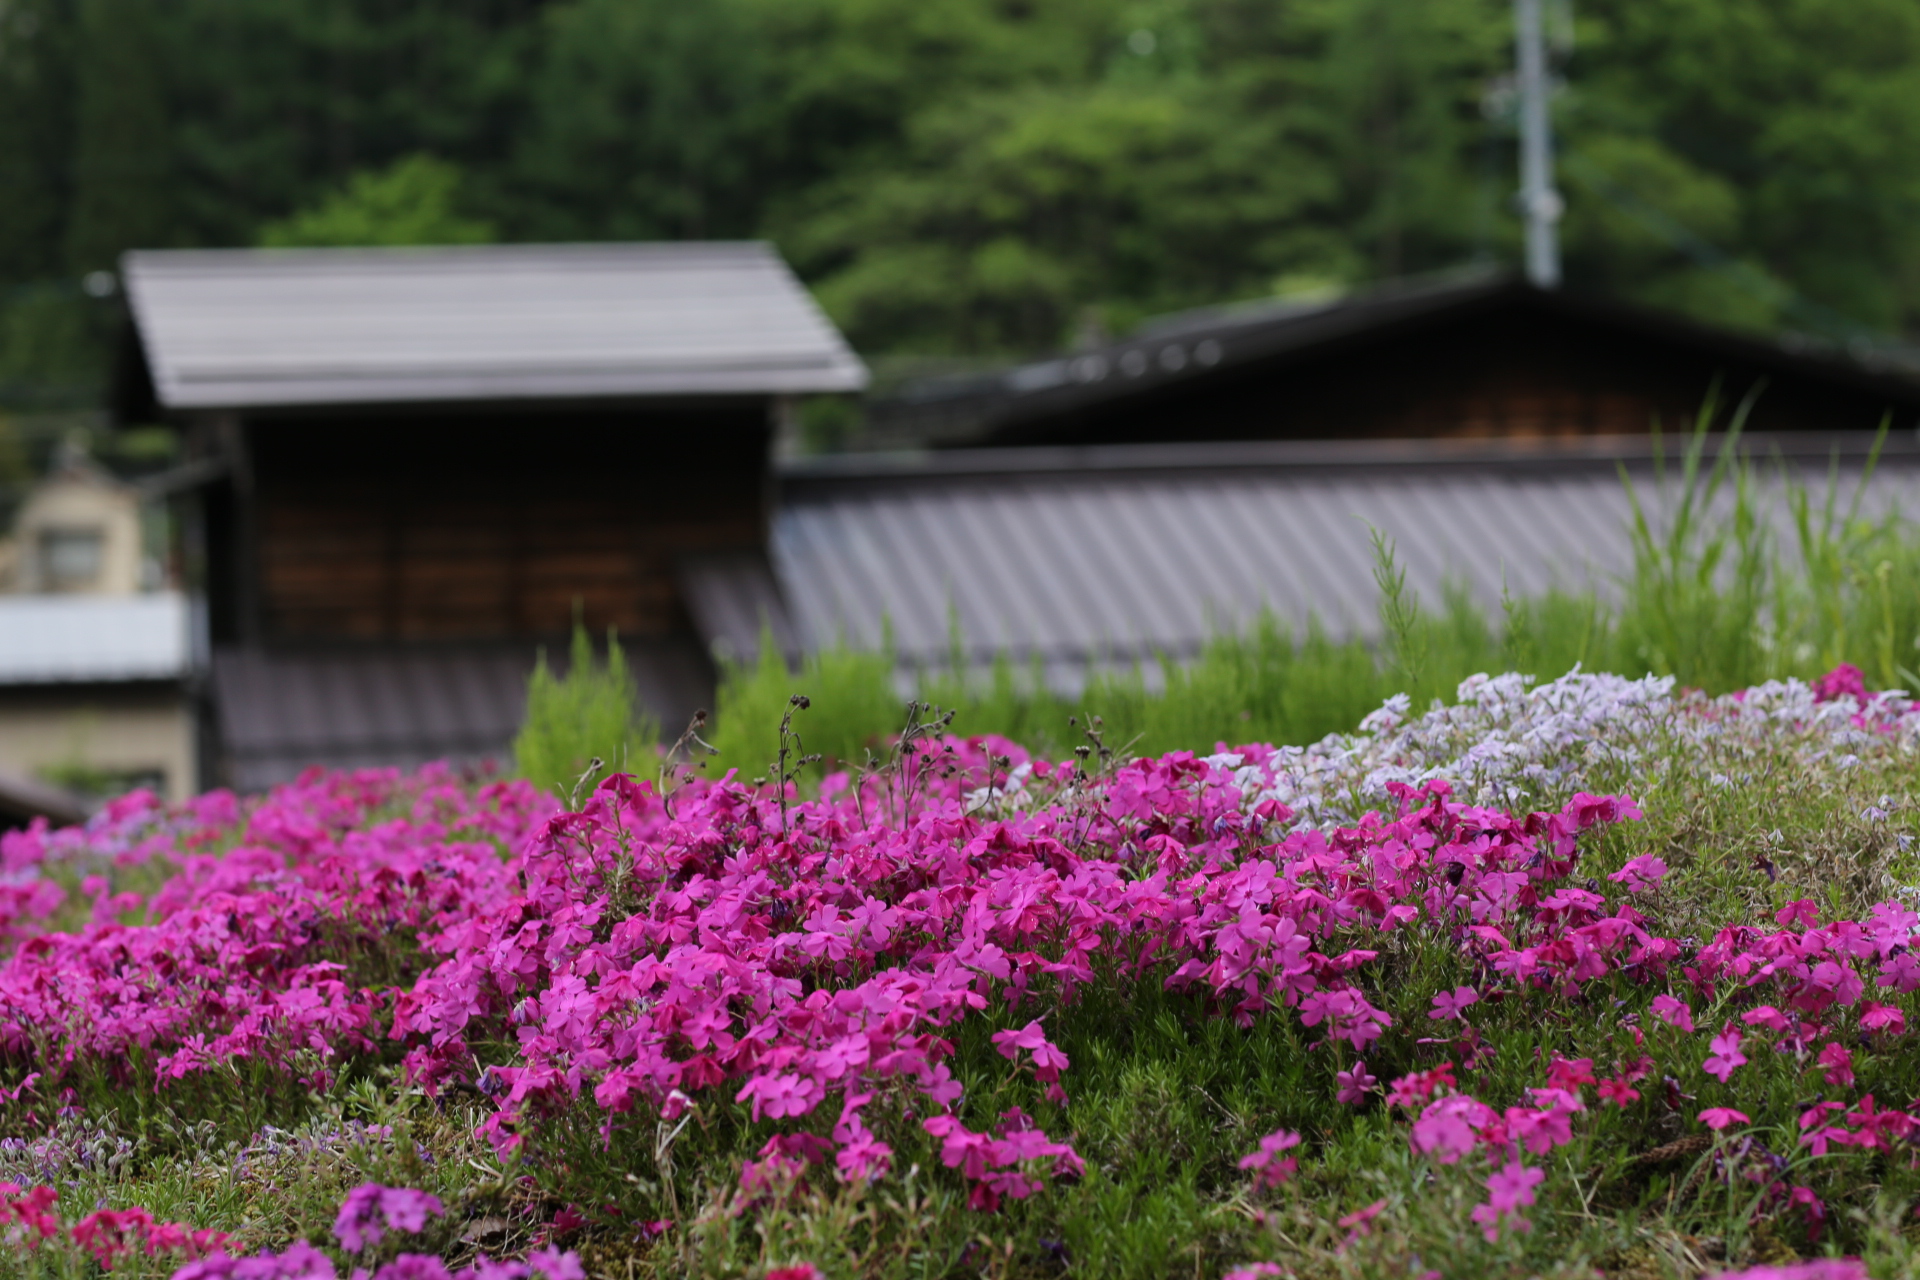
234, 407, 770, 644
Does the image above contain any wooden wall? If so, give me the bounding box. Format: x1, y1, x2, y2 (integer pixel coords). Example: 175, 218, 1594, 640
214, 405, 769, 644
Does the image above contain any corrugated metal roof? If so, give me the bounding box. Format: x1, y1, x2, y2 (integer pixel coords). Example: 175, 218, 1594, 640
676, 550, 803, 665
124, 242, 869, 411
762, 437, 1920, 685
0, 593, 190, 684
210, 637, 712, 792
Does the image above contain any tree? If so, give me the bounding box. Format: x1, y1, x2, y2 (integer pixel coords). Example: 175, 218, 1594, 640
258, 154, 494, 247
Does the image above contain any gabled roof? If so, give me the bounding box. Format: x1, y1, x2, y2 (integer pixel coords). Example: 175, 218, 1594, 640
123, 242, 868, 412
871, 269, 1920, 446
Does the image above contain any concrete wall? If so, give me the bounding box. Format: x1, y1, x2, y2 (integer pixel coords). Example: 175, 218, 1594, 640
0, 684, 196, 801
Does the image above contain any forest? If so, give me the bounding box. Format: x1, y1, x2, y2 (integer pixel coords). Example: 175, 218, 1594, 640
4, 0, 1920, 410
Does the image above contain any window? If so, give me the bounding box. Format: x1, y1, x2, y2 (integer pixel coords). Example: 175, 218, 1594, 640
39, 527, 104, 591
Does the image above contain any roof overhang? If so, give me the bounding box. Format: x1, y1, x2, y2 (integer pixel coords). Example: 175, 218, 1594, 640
123, 242, 869, 415
882, 270, 1920, 443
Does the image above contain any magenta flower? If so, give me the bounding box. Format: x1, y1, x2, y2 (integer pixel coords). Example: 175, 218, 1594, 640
1810, 663, 1869, 704
1698, 1107, 1749, 1131
1817, 1041, 1855, 1088
334, 1184, 444, 1253
1702, 1024, 1747, 1083
1776, 899, 1820, 928
1597, 1076, 1641, 1108
1337, 1198, 1387, 1243
1410, 1095, 1492, 1165
990, 1020, 1070, 1081
1469, 1160, 1544, 1242
1334, 1062, 1378, 1105
1650, 994, 1694, 1033
1427, 986, 1479, 1022
1708, 1261, 1863, 1280
1606, 855, 1668, 893
1237, 1129, 1302, 1189
1859, 1002, 1906, 1034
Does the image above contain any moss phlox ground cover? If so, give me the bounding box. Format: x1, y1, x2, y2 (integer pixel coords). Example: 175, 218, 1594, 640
0, 670, 1917, 1276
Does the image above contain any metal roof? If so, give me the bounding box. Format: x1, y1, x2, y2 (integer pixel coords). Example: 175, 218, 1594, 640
123, 242, 869, 411
210, 637, 712, 792
676, 550, 804, 666
0, 593, 191, 685
735, 435, 1920, 687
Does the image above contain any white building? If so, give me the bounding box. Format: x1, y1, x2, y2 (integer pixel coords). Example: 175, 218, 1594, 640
0, 448, 196, 807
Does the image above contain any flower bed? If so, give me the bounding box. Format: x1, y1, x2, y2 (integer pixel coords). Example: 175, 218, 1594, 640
1, 670, 1918, 1277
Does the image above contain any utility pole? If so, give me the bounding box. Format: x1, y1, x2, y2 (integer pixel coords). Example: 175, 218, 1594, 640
1514, 0, 1562, 288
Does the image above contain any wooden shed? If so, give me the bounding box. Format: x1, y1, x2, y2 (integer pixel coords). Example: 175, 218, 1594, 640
117, 242, 866, 789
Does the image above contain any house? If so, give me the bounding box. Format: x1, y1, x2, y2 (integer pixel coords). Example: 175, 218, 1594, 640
0, 448, 195, 806
3, 445, 154, 594
117, 242, 866, 790
866, 270, 1920, 449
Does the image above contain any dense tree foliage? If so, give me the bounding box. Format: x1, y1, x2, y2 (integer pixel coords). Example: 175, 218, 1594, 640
3, 0, 1920, 404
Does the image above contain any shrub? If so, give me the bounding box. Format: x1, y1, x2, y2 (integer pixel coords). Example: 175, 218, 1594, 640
512, 623, 657, 799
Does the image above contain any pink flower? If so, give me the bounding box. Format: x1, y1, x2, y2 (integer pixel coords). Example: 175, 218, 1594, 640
334, 1185, 444, 1253
1469, 1160, 1544, 1242
1860, 1002, 1906, 1034
1607, 855, 1668, 893
1337, 1198, 1387, 1244
1410, 1095, 1491, 1164
1817, 1041, 1854, 1088
1237, 1129, 1301, 1190
1698, 1107, 1749, 1131
1703, 1024, 1747, 1083
1385, 1063, 1456, 1109
1334, 1062, 1377, 1105
1597, 1076, 1641, 1108
991, 1020, 1070, 1082
71, 1207, 153, 1269
1427, 986, 1479, 1022
1776, 899, 1819, 928
1545, 1057, 1596, 1091
1810, 663, 1869, 704
1742, 1005, 1791, 1032
1507, 1094, 1579, 1155
1222, 1266, 1284, 1280
1709, 1261, 1862, 1280
1651, 994, 1694, 1033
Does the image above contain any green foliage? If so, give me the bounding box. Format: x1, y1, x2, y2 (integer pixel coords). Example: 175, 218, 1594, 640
511, 623, 657, 799
707, 630, 902, 783
258, 154, 494, 248
7, 0, 1920, 387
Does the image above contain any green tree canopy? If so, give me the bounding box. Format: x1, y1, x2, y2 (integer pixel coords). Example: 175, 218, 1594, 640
258, 154, 494, 248
4, 0, 1920, 391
